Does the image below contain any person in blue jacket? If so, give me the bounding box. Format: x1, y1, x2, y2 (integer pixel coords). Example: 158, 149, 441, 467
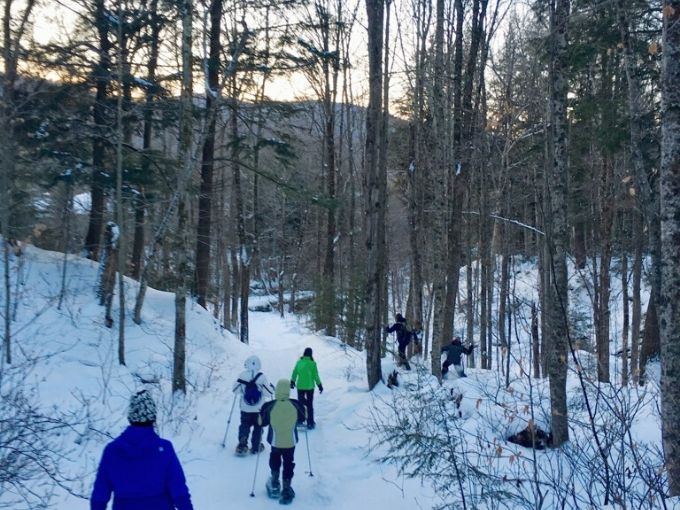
90, 390, 194, 510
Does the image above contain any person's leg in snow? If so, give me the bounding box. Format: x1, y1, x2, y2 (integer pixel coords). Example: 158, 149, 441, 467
398, 343, 411, 370
298, 389, 315, 428
246, 412, 263, 453
280, 447, 296, 504
236, 411, 251, 455
267, 448, 283, 498
442, 360, 452, 377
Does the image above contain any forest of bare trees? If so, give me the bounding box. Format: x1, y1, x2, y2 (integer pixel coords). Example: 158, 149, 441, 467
2, 0, 680, 500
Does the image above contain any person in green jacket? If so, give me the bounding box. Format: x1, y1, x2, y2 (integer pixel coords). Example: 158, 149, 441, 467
259, 379, 305, 504
290, 347, 323, 429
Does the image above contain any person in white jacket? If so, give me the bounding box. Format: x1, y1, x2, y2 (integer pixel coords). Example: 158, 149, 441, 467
232, 355, 274, 455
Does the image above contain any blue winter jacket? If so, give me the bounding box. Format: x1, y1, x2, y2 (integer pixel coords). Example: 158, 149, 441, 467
90, 425, 193, 510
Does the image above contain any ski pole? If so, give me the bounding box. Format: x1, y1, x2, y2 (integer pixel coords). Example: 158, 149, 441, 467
220, 393, 237, 448
304, 427, 314, 477
249, 444, 262, 497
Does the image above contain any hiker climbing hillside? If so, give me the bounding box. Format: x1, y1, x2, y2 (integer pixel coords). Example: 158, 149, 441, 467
290, 347, 323, 429
441, 336, 475, 378
232, 355, 274, 456
385, 313, 413, 370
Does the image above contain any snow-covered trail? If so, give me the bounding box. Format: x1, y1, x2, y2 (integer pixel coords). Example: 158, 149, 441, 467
179, 312, 433, 510
2, 245, 432, 510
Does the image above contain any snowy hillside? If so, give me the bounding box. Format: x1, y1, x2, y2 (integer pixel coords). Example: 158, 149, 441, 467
1, 245, 677, 509
0, 245, 436, 510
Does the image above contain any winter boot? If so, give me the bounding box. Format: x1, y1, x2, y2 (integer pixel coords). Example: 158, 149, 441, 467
266, 470, 281, 498
279, 478, 295, 505
251, 442, 265, 454
235, 438, 248, 457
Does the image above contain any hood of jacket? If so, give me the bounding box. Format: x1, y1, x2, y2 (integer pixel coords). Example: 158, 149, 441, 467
113, 425, 162, 460
275, 379, 291, 401
244, 355, 261, 372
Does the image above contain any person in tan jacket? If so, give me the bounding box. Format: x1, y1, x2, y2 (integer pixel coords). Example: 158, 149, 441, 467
259, 379, 305, 504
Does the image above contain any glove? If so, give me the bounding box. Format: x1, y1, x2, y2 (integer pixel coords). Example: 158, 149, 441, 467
318, 384, 324, 394
290, 380, 295, 389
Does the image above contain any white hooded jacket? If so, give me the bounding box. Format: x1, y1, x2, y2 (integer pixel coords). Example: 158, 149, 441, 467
232, 355, 274, 412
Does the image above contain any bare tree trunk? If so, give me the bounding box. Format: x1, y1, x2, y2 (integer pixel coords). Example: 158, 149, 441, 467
631, 210, 642, 384
115, 12, 126, 365
320, 2, 340, 337
596, 156, 613, 383
84, 0, 111, 261
58, 177, 74, 310
98, 223, 118, 329
407, 0, 428, 337
428, 0, 450, 379
479, 163, 490, 369
1, 0, 35, 358
547, 0, 570, 447
130, 0, 159, 281
364, 0, 385, 390
466, 241, 475, 368
230, 246, 239, 331
659, 0, 680, 494
621, 213, 629, 386
173, 0, 193, 394
531, 301, 540, 378
230, 75, 249, 344
195, 0, 223, 309
0, 56, 12, 362
499, 250, 509, 374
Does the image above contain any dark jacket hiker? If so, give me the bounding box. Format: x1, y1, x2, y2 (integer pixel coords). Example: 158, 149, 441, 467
386, 313, 412, 369
441, 337, 475, 378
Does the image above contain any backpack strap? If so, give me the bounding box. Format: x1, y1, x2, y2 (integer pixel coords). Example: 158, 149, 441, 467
237, 372, 262, 386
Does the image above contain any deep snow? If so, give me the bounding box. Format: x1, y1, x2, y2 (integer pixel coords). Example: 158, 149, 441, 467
1, 244, 678, 510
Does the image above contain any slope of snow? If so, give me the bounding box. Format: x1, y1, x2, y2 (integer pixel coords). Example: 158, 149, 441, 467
1, 245, 676, 510
1, 245, 434, 510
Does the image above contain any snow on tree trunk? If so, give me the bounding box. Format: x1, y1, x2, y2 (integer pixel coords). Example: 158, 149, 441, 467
659, 0, 680, 495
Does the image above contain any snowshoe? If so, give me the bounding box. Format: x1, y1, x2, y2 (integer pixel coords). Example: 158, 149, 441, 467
279, 480, 295, 505
266, 477, 281, 499
235, 444, 249, 457
296, 421, 307, 430
306, 423, 316, 430
279, 488, 295, 505
251, 443, 265, 454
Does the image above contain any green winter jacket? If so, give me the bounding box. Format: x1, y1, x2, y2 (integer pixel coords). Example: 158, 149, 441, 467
259, 379, 305, 449
290, 356, 322, 390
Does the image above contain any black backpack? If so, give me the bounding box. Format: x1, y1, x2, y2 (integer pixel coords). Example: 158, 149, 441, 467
238, 373, 263, 405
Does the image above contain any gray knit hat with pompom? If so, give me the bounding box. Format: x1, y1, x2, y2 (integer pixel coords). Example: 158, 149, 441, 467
128, 390, 157, 425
